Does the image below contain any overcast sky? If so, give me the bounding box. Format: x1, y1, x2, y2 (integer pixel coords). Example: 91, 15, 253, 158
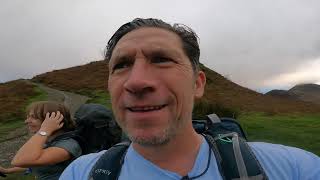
1, 0, 320, 93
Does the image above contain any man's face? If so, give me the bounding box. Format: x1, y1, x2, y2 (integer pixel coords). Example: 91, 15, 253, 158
108, 27, 205, 146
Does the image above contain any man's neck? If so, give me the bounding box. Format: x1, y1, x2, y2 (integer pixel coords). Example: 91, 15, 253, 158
132, 125, 203, 176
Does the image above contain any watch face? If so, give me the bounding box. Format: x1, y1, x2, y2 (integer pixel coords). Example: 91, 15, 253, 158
39, 131, 47, 136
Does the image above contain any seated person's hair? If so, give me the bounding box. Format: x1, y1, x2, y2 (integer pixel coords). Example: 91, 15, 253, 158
26, 101, 75, 131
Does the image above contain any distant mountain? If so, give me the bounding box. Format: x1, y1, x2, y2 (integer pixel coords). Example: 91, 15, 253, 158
288, 84, 320, 105
30, 60, 320, 114
266, 84, 320, 105
265, 90, 298, 100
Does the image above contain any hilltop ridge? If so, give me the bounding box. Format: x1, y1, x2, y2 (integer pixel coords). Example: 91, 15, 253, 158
29, 60, 320, 114
266, 84, 320, 105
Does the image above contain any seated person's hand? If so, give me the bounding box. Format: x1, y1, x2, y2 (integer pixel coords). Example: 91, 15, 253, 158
39, 111, 64, 136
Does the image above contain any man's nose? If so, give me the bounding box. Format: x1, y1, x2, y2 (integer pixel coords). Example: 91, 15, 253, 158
123, 59, 156, 96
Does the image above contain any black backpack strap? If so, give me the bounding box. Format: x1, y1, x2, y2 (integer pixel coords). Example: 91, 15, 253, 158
89, 141, 130, 180
204, 133, 268, 180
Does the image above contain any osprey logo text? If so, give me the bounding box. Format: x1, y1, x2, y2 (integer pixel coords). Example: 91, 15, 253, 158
95, 168, 112, 175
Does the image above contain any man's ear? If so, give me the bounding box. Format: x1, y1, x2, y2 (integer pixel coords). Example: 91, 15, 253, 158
194, 71, 206, 99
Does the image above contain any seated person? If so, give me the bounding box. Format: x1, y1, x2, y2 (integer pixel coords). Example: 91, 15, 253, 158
0, 101, 82, 180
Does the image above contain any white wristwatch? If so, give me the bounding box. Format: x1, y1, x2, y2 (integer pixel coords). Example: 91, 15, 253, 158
38, 131, 48, 136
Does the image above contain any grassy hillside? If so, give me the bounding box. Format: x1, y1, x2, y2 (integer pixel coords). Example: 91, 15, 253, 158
0, 80, 47, 142
0, 80, 47, 122
0, 80, 37, 122
32, 61, 320, 114
201, 65, 320, 114
239, 113, 320, 155
32, 61, 109, 93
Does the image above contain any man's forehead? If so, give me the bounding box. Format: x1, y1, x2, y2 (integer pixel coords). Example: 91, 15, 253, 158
119, 27, 180, 41
111, 27, 184, 57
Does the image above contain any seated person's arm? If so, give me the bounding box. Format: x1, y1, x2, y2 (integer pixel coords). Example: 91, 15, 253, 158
0, 165, 27, 174
12, 112, 72, 167
12, 145, 72, 167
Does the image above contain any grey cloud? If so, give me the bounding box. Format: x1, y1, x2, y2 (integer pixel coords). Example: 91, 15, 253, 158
195, 0, 320, 90
1, 0, 320, 91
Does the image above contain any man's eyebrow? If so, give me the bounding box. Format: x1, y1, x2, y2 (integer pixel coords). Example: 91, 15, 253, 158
110, 45, 182, 63
144, 47, 181, 57
109, 49, 131, 63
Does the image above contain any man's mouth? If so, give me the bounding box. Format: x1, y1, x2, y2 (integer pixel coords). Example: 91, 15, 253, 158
127, 105, 166, 112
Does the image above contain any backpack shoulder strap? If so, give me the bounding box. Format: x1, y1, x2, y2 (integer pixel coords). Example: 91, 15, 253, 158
207, 113, 221, 124
204, 133, 268, 180
89, 141, 130, 180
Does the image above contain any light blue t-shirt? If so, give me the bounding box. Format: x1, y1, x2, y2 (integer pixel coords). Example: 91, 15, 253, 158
60, 138, 320, 180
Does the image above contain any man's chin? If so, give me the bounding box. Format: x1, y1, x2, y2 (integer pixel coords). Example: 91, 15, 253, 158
128, 131, 171, 147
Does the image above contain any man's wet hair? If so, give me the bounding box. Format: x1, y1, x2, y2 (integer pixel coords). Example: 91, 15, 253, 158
104, 18, 200, 72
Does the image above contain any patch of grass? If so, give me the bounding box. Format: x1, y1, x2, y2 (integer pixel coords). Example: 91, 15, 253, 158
87, 90, 111, 108
0, 86, 47, 141
238, 113, 320, 156
78, 90, 112, 109
26, 86, 48, 105
193, 100, 239, 119
0, 120, 25, 142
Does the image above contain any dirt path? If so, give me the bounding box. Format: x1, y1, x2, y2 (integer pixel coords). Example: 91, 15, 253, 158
35, 83, 90, 116
0, 81, 90, 167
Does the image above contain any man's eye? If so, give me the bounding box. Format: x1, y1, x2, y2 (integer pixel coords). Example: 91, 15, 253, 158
112, 61, 132, 72
152, 56, 172, 63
